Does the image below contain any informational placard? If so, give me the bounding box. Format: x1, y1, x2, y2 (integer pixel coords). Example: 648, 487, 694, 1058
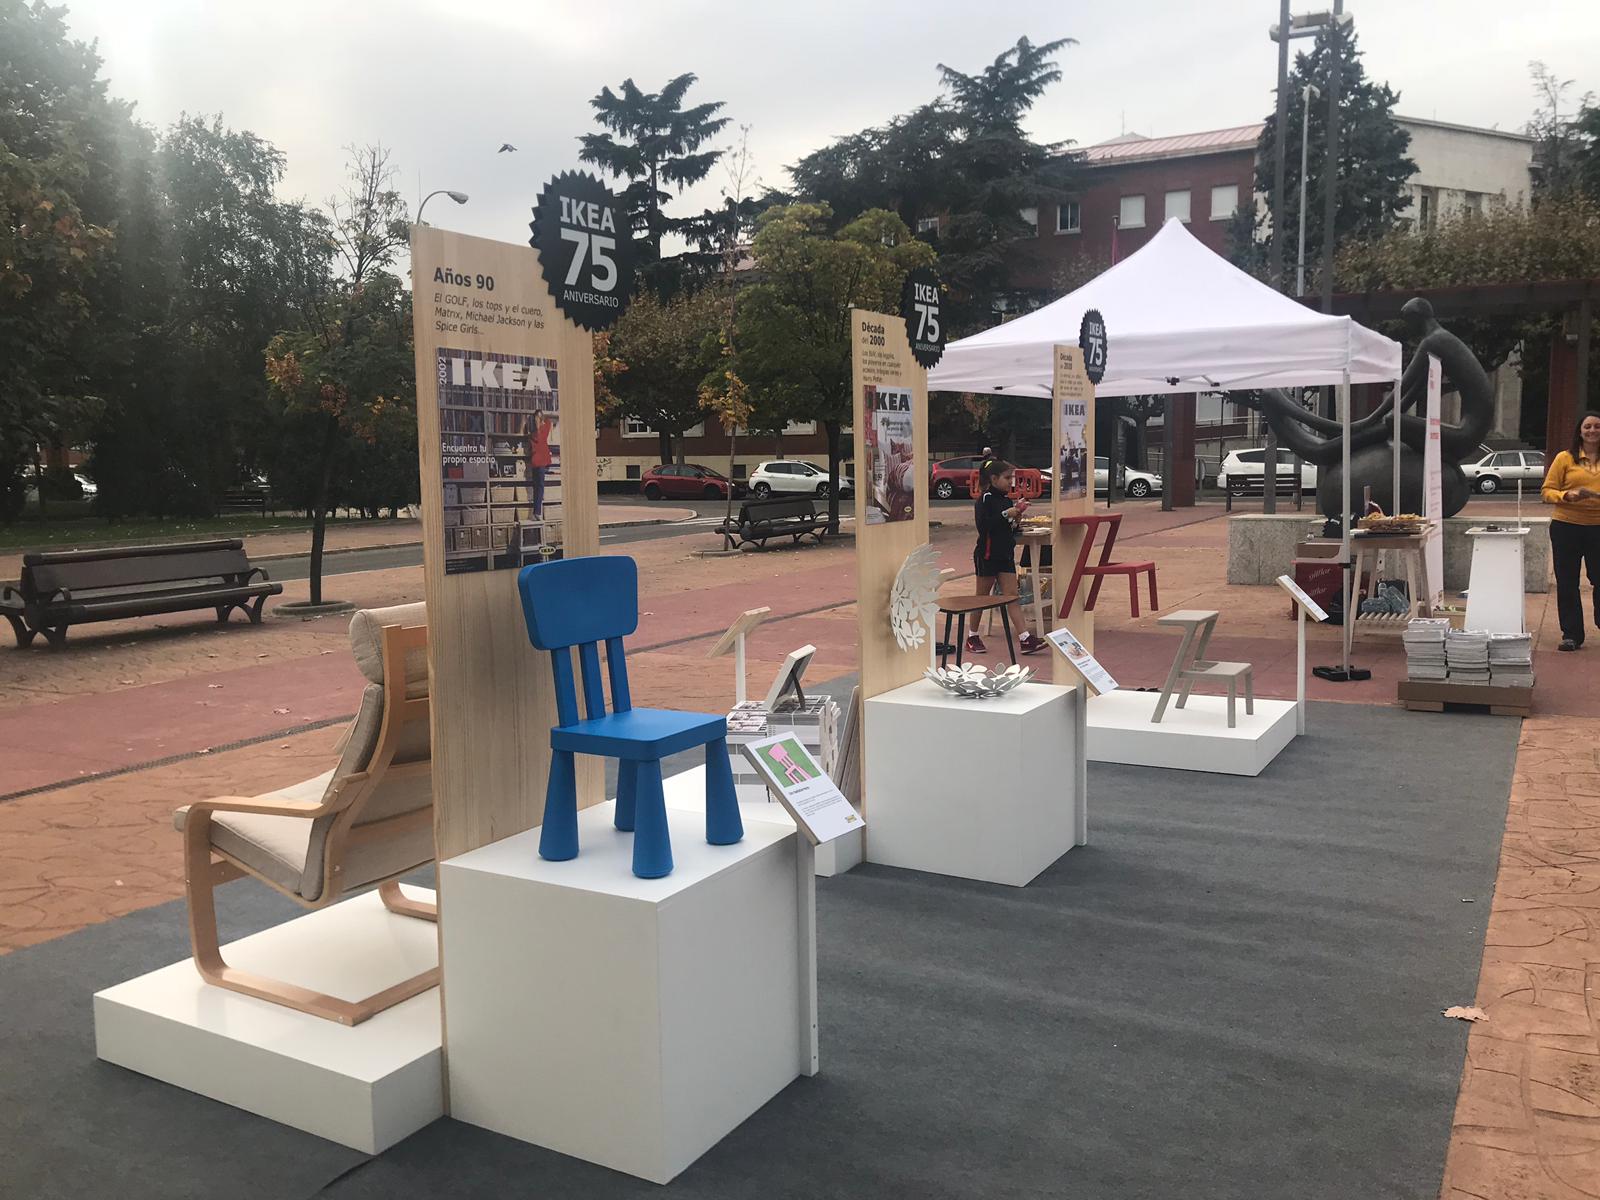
864, 384, 916, 524
529, 171, 634, 332
412, 225, 599, 862
741, 732, 865, 846
436, 350, 563, 574
1424, 353, 1444, 610
1057, 349, 1092, 502
1052, 344, 1096, 655
852, 308, 930, 702
1046, 625, 1118, 695
1078, 308, 1108, 386
1275, 574, 1330, 622
900, 266, 945, 369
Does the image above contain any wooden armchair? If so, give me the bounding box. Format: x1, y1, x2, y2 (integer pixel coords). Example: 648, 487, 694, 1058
173, 602, 436, 1026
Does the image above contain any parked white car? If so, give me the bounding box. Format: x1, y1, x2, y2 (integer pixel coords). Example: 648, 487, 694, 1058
748, 460, 854, 499
1217, 448, 1317, 495
1093, 456, 1162, 498
1461, 448, 1546, 495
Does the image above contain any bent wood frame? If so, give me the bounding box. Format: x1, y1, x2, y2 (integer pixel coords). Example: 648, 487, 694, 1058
182, 622, 439, 1026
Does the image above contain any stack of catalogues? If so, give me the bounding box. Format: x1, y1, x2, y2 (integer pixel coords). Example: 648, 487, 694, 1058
1488, 633, 1534, 688
1402, 618, 1450, 681
1445, 629, 1491, 684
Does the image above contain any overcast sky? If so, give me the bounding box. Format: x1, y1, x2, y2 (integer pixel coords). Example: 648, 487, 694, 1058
59, 0, 1600, 244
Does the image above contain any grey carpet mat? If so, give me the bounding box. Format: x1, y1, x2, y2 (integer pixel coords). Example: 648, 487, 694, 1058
0, 701, 1515, 1199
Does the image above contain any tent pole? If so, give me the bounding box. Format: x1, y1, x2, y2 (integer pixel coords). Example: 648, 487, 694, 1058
1341, 373, 1352, 674
1392, 369, 1402, 513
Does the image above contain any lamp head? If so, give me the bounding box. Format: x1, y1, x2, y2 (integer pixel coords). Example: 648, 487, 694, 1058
447, 191, 469, 204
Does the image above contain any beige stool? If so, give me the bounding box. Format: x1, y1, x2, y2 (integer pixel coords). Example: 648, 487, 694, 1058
1152, 609, 1255, 729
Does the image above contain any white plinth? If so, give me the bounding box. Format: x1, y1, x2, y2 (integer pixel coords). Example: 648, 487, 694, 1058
93, 887, 442, 1153
1087, 691, 1297, 776
862, 679, 1081, 887
664, 764, 863, 876
440, 802, 809, 1185
1465, 526, 1530, 635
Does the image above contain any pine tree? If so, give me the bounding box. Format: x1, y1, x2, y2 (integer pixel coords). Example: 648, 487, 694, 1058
1253, 26, 1415, 288
578, 73, 730, 295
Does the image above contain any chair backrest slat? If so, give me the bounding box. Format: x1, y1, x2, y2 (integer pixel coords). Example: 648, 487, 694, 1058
577, 641, 606, 721
606, 635, 632, 714
549, 647, 580, 728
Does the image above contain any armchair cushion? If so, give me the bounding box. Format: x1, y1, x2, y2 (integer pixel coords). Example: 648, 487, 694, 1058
173, 771, 331, 896
348, 602, 428, 698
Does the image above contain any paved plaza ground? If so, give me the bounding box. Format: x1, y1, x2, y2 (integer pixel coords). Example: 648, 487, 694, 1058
2, 497, 1598, 1198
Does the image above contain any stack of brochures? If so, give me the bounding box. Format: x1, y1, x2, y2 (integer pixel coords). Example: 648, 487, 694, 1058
1488, 632, 1534, 688
1445, 628, 1491, 684
1402, 618, 1450, 681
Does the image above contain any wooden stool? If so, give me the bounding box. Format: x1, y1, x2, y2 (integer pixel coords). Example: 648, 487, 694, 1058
938, 593, 1017, 667
1151, 609, 1255, 728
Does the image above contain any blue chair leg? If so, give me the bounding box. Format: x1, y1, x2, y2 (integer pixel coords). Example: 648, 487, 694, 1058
631, 760, 673, 879
704, 738, 744, 846
539, 749, 579, 862
615, 759, 639, 831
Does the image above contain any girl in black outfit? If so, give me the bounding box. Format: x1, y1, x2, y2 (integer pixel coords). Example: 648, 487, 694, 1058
970, 458, 1045, 655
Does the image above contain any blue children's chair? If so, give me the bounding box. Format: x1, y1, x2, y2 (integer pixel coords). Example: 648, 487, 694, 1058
517, 555, 743, 878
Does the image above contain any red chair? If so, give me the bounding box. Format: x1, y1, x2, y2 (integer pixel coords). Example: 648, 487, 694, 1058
1058, 513, 1159, 619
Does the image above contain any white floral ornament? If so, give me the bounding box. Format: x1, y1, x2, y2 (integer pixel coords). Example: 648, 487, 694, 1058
924, 663, 1034, 699
889, 543, 942, 651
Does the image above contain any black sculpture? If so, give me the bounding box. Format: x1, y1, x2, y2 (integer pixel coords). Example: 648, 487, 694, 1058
1253, 298, 1492, 519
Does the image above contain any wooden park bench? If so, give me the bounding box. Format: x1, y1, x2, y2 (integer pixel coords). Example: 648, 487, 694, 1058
719, 496, 830, 550
1, 538, 284, 649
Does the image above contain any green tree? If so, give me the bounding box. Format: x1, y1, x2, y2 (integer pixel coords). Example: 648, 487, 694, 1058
1252, 25, 1415, 288
734, 203, 935, 530
788, 36, 1080, 332
1526, 61, 1594, 198
263, 145, 413, 604
0, 0, 118, 520
578, 73, 730, 295
604, 289, 722, 466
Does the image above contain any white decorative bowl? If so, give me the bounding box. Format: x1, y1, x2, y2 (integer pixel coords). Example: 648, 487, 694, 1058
923, 663, 1033, 699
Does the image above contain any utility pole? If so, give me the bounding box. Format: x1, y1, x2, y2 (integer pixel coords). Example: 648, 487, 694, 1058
1262, 0, 1292, 513
1318, 0, 1346, 419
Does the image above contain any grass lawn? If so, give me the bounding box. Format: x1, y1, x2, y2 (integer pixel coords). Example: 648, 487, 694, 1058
0, 513, 344, 552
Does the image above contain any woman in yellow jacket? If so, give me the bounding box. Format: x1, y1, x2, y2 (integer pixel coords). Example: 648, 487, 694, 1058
1543, 411, 1600, 651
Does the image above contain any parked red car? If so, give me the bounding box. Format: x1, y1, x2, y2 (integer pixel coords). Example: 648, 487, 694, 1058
930, 456, 981, 500
640, 463, 744, 500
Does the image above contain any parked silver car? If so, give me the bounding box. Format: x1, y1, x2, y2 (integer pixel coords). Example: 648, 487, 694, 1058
1461, 449, 1545, 495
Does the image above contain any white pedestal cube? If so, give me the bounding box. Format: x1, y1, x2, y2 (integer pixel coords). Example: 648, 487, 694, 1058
1464, 526, 1530, 635
664, 764, 863, 876
1087, 691, 1297, 776
862, 680, 1082, 887
440, 802, 812, 1185
93, 887, 443, 1153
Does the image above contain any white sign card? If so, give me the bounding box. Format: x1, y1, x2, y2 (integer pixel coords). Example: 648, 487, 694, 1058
1045, 626, 1117, 695
740, 732, 864, 845
1275, 574, 1329, 622
1424, 353, 1444, 610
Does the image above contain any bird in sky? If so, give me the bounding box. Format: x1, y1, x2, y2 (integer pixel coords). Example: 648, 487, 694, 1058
498, 143, 518, 153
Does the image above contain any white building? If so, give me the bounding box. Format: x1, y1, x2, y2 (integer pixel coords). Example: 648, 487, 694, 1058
1393, 116, 1535, 229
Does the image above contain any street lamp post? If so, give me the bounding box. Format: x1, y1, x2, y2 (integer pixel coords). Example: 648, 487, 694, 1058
1296, 83, 1321, 299
417, 189, 469, 225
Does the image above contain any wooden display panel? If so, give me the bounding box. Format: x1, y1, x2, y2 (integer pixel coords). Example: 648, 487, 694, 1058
411, 226, 600, 863
1052, 345, 1096, 653
852, 308, 930, 702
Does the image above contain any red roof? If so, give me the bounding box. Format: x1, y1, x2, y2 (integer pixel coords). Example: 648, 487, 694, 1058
1082, 124, 1264, 165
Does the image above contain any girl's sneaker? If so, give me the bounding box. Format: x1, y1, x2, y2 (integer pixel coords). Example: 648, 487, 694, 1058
1019, 632, 1047, 655
966, 633, 988, 654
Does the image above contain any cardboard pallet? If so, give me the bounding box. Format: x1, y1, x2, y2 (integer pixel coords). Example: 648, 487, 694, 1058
1397, 679, 1532, 717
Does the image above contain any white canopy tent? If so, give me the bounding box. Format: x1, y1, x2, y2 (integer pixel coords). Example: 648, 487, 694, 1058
928, 217, 1401, 398
928, 217, 1407, 680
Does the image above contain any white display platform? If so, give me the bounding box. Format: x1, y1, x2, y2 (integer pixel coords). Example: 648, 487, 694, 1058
862, 679, 1082, 887
1464, 526, 1530, 635
440, 801, 812, 1185
93, 886, 442, 1153
664, 764, 863, 876
1087, 691, 1297, 776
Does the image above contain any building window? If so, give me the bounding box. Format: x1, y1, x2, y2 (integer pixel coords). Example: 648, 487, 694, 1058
1417, 186, 1437, 230
1209, 184, 1239, 221
1019, 206, 1039, 236
1118, 195, 1145, 230
732, 462, 748, 479
916, 216, 940, 235
1056, 201, 1081, 234
783, 420, 817, 435
683, 422, 706, 438
1165, 189, 1191, 223
1463, 190, 1484, 217
625, 464, 641, 480
622, 417, 655, 438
